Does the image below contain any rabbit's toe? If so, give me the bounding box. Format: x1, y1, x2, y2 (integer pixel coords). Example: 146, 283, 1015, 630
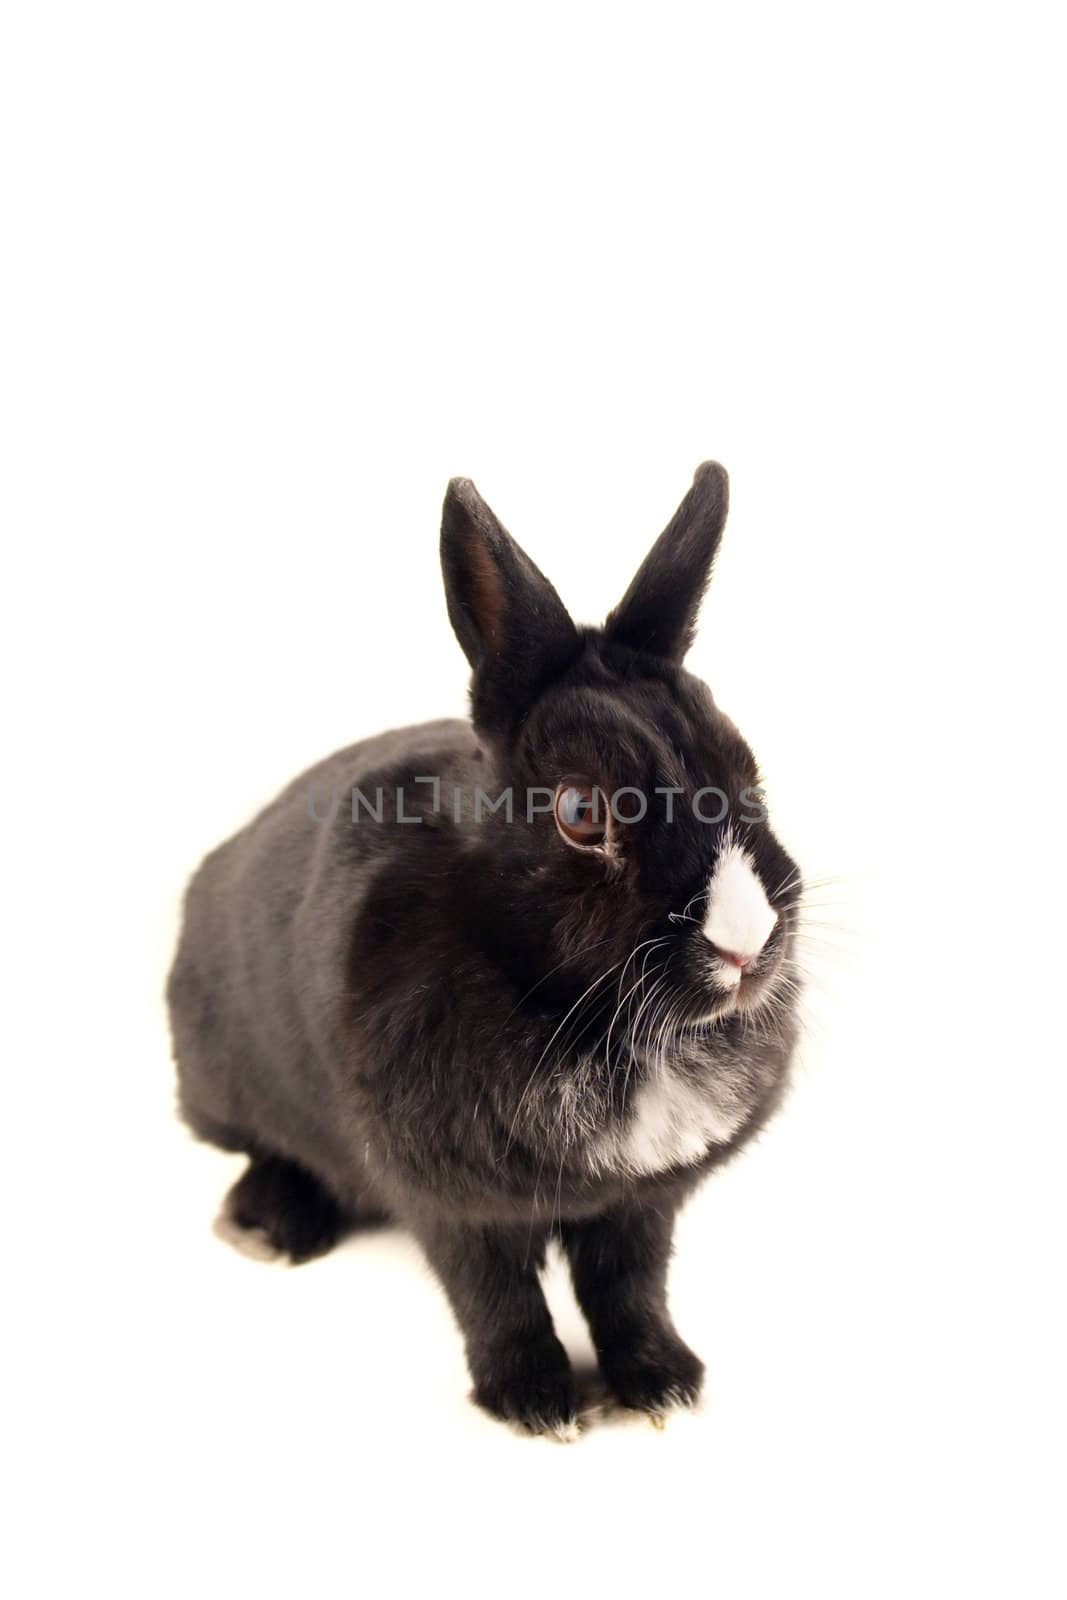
600, 1326, 705, 1419
473, 1338, 580, 1440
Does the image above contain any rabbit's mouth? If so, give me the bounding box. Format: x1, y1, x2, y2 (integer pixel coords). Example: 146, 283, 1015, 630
727, 962, 785, 1015
708, 973, 771, 1019
686, 935, 790, 1023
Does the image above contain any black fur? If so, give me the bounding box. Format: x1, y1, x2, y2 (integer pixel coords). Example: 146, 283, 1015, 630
224, 1153, 349, 1262
168, 462, 801, 1436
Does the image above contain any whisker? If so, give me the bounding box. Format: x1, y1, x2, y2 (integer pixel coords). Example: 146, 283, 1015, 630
501, 956, 626, 1160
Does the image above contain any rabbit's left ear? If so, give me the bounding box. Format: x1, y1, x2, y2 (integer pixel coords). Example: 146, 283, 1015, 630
605, 462, 729, 663
441, 477, 580, 728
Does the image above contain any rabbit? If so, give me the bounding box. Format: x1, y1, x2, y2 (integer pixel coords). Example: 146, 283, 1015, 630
167, 461, 802, 1438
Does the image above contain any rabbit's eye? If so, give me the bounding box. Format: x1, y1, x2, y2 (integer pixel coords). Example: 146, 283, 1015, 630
554, 781, 609, 847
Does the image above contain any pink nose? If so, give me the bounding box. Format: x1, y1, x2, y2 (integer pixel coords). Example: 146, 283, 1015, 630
713, 946, 755, 970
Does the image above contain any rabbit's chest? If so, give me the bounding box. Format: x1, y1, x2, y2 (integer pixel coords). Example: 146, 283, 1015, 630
588, 1054, 754, 1178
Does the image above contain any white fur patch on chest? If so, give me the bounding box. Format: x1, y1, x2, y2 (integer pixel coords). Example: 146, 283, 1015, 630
591, 1068, 744, 1177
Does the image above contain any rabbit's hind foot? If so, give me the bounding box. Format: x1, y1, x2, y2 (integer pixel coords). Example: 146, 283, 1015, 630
215, 1152, 347, 1264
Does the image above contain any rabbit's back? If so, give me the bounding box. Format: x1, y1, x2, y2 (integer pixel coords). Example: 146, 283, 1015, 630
167, 718, 478, 1203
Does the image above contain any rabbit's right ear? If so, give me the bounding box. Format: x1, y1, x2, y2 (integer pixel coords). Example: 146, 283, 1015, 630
441, 478, 580, 731
605, 462, 730, 663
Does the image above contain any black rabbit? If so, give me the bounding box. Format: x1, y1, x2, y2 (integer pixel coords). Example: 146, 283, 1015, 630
168, 462, 802, 1437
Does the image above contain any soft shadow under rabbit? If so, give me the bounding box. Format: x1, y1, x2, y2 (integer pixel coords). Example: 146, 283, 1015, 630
168, 462, 802, 1437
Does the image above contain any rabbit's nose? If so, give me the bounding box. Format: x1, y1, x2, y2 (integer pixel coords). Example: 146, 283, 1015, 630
711, 945, 756, 970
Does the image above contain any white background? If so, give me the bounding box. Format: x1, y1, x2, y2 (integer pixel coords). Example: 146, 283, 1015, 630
3, 4, 1064, 1596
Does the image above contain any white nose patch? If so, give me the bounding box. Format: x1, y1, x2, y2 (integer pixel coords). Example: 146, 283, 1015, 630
702, 840, 777, 968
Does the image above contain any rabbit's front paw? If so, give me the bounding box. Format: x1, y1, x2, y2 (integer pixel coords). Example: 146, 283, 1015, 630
599, 1324, 705, 1419
472, 1336, 579, 1441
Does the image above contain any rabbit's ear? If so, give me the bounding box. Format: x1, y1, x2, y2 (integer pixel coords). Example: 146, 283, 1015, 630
441, 477, 579, 724
605, 462, 729, 663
